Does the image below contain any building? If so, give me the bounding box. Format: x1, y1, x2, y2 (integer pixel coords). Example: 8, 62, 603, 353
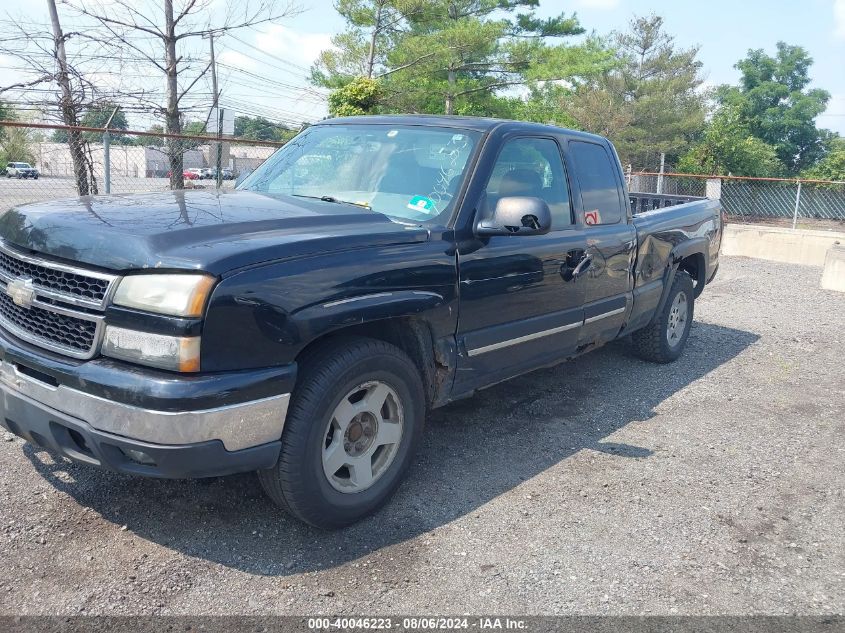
33, 141, 272, 179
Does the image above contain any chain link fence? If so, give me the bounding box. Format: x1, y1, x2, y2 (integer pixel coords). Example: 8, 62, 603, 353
629, 171, 845, 228
0, 121, 282, 214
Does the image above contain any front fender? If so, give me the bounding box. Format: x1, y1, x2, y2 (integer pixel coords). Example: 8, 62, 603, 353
200, 238, 459, 372
290, 291, 447, 339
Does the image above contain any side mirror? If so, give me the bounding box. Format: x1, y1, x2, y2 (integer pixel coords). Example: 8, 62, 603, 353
475, 196, 552, 237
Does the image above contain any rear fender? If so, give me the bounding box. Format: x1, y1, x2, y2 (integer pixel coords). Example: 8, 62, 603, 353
655, 237, 708, 317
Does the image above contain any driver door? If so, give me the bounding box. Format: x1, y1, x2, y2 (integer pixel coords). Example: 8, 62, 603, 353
454, 135, 587, 394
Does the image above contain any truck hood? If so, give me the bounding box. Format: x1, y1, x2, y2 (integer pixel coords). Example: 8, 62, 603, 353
0, 190, 430, 274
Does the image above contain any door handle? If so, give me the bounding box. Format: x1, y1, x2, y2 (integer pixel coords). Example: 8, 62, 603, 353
572, 254, 593, 279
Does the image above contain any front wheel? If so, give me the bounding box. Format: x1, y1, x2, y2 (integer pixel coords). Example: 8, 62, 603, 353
631, 270, 694, 363
258, 337, 425, 529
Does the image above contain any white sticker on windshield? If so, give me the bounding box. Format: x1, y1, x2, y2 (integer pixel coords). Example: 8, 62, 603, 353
407, 195, 437, 214
452, 134, 464, 141
387, 130, 398, 138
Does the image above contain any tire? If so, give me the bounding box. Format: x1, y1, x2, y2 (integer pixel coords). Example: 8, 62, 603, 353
631, 270, 694, 363
258, 337, 426, 529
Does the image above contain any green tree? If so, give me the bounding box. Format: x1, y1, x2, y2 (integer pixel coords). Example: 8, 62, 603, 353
315, 1, 610, 117
182, 121, 207, 136
328, 76, 382, 116
565, 15, 707, 170
717, 42, 831, 174
0, 125, 36, 166
676, 105, 784, 177
136, 124, 165, 147
0, 104, 35, 166
0, 100, 15, 147
802, 137, 845, 181
82, 103, 129, 143
234, 116, 294, 141
312, 0, 419, 88
0, 100, 13, 125
181, 120, 208, 150
388, 1, 590, 115
51, 103, 130, 143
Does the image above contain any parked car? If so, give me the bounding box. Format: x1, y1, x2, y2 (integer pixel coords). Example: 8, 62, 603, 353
5, 162, 38, 179
0, 115, 723, 528
166, 169, 200, 180
208, 167, 235, 180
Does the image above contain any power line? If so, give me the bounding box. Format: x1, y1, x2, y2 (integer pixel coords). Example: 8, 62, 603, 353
221, 103, 313, 124
227, 33, 312, 74
216, 63, 327, 98
216, 45, 312, 82
219, 100, 317, 126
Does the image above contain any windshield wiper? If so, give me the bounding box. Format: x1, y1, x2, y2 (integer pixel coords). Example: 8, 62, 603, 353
291, 194, 371, 209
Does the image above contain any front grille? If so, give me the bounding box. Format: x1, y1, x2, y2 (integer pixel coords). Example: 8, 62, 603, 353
0, 242, 116, 359
0, 250, 110, 303
0, 291, 98, 354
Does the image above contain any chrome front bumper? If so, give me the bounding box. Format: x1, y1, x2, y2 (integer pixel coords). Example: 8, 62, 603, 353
0, 359, 290, 451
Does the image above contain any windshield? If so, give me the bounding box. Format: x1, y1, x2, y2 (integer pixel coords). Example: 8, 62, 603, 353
238, 124, 481, 224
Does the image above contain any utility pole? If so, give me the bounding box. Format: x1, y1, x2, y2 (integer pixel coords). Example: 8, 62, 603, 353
204, 31, 224, 187
657, 152, 666, 194
207, 32, 219, 126
103, 106, 118, 194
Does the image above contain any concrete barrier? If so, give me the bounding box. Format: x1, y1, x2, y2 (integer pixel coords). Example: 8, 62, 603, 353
722, 224, 845, 267
821, 245, 845, 293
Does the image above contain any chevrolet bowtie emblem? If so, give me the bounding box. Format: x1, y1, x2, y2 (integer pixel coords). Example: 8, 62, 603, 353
6, 278, 36, 309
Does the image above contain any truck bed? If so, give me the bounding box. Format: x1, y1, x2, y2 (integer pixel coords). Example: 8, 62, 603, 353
629, 191, 706, 215
630, 192, 723, 291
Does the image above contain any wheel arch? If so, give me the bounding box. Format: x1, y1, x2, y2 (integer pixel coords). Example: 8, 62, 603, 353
655, 238, 708, 316
671, 238, 708, 292
292, 311, 455, 410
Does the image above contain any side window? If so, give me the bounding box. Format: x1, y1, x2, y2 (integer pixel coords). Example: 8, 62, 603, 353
485, 137, 572, 229
569, 141, 623, 225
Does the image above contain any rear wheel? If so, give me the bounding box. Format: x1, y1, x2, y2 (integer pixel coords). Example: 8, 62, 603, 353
258, 337, 425, 529
631, 270, 694, 363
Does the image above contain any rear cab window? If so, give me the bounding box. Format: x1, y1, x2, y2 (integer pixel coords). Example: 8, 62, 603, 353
569, 141, 624, 226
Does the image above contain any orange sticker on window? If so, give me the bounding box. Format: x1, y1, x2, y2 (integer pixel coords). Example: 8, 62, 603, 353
585, 210, 601, 225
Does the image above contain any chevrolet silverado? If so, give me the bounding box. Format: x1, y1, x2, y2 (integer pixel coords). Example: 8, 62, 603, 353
0, 116, 723, 528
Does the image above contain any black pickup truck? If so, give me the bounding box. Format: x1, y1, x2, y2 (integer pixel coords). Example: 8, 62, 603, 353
0, 116, 723, 528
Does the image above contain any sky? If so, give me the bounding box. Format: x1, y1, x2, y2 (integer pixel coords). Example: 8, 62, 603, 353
1, 0, 844, 134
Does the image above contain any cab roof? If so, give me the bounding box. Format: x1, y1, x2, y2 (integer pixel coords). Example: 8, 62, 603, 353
318, 114, 608, 144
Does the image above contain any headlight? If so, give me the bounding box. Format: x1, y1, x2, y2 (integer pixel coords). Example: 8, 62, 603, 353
102, 326, 201, 372
113, 274, 216, 317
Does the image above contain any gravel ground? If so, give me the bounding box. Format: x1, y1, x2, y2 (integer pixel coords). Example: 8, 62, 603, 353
0, 256, 843, 616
